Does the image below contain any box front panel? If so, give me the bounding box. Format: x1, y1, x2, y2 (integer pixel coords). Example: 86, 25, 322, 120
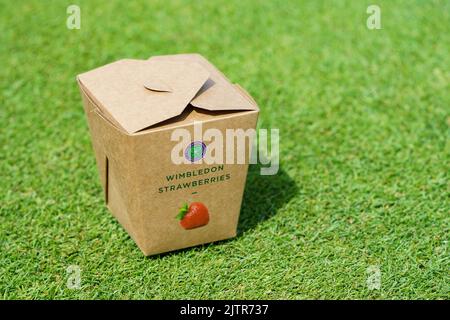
132, 111, 258, 255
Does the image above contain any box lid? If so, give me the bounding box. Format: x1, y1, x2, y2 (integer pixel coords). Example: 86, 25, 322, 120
77, 54, 257, 134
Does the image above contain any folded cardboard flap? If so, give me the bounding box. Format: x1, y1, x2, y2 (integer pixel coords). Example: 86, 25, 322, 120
149, 54, 257, 113
77, 54, 257, 134
143, 77, 173, 92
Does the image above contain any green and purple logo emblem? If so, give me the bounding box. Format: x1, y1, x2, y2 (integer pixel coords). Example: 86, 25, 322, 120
185, 141, 206, 162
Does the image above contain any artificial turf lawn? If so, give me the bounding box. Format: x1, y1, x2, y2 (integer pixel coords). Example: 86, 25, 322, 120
0, 0, 448, 299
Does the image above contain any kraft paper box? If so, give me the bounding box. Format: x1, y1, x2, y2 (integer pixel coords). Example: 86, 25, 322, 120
77, 54, 259, 256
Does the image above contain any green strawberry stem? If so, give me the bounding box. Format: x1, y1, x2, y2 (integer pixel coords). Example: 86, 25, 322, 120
176, 203, 189, 220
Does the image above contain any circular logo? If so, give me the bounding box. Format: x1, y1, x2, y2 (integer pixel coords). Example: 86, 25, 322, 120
185, 141, 206, 162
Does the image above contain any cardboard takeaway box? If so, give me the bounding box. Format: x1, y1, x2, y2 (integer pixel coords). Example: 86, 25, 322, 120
76, 54, 259, 256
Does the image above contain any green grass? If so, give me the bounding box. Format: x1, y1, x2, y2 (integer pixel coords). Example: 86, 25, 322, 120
0, 0, 449, 299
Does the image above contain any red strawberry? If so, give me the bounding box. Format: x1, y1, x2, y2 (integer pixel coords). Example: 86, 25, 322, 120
176, 202, 209, 230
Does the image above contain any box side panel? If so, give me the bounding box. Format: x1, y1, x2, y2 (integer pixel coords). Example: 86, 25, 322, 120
79, 86, 139, 241
131, 110, 259, 255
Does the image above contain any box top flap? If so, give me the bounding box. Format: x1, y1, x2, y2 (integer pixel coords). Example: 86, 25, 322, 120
148, 54, 258, 112
77, 54, 257, 134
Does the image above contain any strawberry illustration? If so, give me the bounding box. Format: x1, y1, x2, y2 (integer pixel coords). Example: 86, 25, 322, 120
176, 202, 209, 230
